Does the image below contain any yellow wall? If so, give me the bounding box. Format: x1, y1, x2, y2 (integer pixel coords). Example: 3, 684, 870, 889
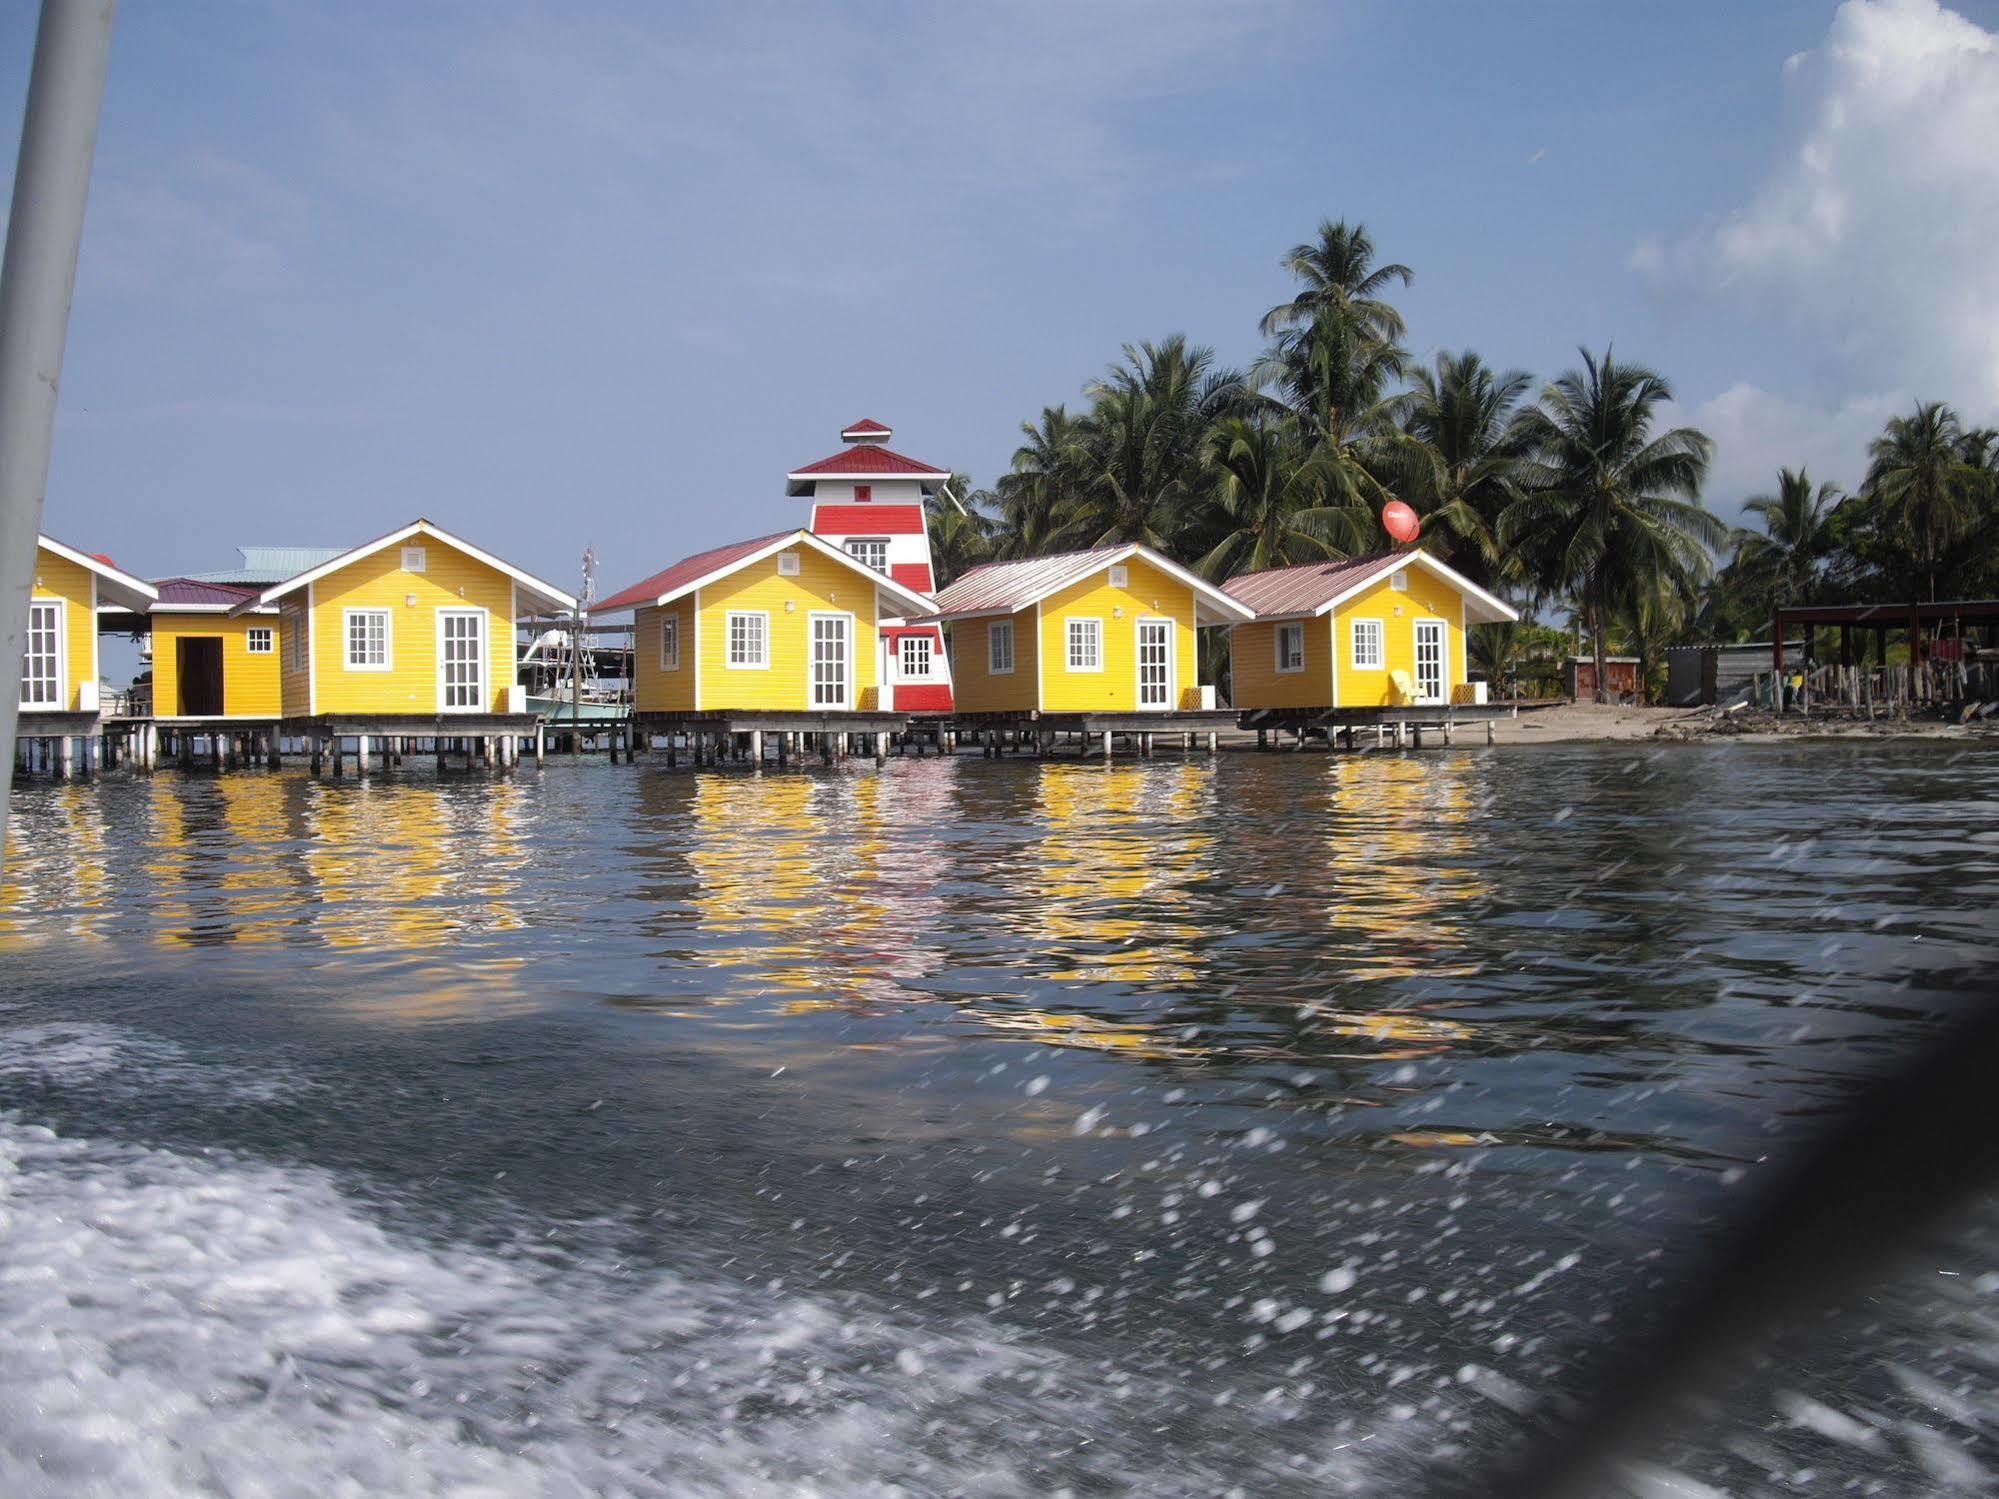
1331, 563, 1467, 707
279, 598, 310, 718
1230, 615, 1334, 710
1036, 556, 1197, 712
25, 544, 96, 712
632, 598, 696, 712
948, 609, 1038, 713
691, 546, 881, 711
151, 612, 283, 718
308, 537, 517, 715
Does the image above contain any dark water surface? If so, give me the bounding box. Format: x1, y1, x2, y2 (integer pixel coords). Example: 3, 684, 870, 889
1, 743, 1994, 1496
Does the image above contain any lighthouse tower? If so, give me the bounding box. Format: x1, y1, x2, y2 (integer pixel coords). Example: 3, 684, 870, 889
786, 420, 955, 713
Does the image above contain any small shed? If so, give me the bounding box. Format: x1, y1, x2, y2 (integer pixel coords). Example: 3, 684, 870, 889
1562, 655, 1640, 703
1666, 640, 1802, 706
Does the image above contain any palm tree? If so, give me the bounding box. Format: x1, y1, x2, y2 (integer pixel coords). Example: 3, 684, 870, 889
1068, 336, 1241, 550
1191, 416, 1372, 579
992, 406, 1088, 559
924, 475, 994, 590
1731, 467, 1840, 616
1259, 219, 1411, 343
1390, 350, 1534, 584
1862, 402, 1982, 601
1502, 348, 1722, 703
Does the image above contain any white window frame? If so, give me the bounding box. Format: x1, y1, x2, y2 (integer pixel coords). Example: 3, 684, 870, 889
246, 625, 274, 655
401, 545, 427, 574
1065, 616, 1103, 672
343, 607, 391, 671
987, 619, 1015, 675
844, 538, 890, 574
726, 610, 769, 669
659, 613, 680, 671
435, 606, 489, 713
1108, 564, 1129, 588
1274, 622, 1304, 674
1413, 618, 1448, 705
776, 551, 801, 576
21, 597, 64, 709
899, 634, 933, 680
1350, 617, 1384, 670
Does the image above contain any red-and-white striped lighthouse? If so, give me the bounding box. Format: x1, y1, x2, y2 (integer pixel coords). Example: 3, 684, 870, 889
787, 420, 954, 713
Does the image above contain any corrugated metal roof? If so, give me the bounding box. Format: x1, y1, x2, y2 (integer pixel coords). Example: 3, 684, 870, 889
187, 545, 343, 585
788, 445, 948, 478
928, 546, 1132, 617
1222, 553, 1406, 618
153, 578, 260, 607
840, 418, 892, 437
593, 532, 794, 613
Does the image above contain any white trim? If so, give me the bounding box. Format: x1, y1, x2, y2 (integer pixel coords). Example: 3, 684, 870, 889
1134, 616, 1174, 710
435, 605, 489, 712
630, 529, 933, 617
1274, 621, 1305, 675
807, 610, 855, 710
1034, 602, 1044, 708
248, 519, 576, 614
987, 618, 1015, 675
898, 631, 934, 680
89, 574, 100, 697
20, 595, 66, 711
1413, 618, 1448, 705
1308, 551, 1518, 624
1350, 616, 1385, 671
691, 590, 702, 710
401, 545, 429, 574
245, 625, 275, 654
342, 605, 392, 671
1064, 615, 1103, 673
35, 534, 158, 607
659, 611, 680, 670
510, 579, 519, 711
725, 609, 770, 670
148, 603, 280, 615
306, 582, 317, 715
785, 467, 951, 483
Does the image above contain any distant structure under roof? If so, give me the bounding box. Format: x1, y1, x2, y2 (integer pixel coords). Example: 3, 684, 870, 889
185, 545, 344, 587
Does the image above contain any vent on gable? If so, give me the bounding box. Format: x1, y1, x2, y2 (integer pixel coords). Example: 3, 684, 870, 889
401, 546, 427, 574
777, 551, 801, 576
1390, 570, 1408, 592
1108, 564, 1129, 588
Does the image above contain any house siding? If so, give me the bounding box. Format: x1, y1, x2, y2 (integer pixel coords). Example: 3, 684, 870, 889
307, 541, 515, 715
1330, 564, 1467, 707
1035, 557, 1198, 712
1230, 615, 1334, 710
949, 610, 1038, 714
25, 545, 96, 712
151, 611, 284, 717
691, 546, 880, 711
632, 599, 697, 713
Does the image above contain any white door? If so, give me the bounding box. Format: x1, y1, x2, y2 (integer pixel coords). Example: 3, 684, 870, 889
811, 614, 850, 709
1413, 619, 1446, 704
438, 609, 486, 712
21, 600, 62, 708
1136, 618, 1173, 709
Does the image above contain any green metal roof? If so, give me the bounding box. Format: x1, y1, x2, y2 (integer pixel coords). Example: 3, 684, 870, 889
186, 545, 344, 586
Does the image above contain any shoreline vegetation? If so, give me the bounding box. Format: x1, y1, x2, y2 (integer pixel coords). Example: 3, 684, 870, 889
925, 218, 1999, 708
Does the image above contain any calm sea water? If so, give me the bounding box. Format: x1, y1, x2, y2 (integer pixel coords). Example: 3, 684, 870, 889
1, 742, 1995, 1496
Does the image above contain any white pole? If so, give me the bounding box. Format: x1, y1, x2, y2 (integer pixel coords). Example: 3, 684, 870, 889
0, 0, 116, 864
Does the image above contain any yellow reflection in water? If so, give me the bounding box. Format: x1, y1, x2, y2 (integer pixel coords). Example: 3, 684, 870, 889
0, 782, 112, 947
1019, 761, 1214, 986
1318, 755, 1486, 982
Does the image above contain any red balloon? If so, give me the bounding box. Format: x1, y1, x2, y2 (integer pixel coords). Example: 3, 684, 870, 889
1381, 500, 1421, 544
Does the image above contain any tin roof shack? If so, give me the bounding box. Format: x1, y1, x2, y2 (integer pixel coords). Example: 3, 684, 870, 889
1563, 656, 1641, 704
1666, 641, 1803, 707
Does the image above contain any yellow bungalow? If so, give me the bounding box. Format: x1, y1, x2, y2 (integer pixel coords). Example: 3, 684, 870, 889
234, 519, 576, 768
14, 536, 157, 776
929, 543, 1252, 717
1226, 550, 1518, 713
595, 528, 935, 734
146, 578, 284, 721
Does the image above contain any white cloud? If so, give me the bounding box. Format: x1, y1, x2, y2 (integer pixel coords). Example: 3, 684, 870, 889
1664, 382, 1905, 517
1642, 0, 1999, 416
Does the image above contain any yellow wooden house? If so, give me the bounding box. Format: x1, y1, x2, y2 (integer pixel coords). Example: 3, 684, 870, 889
929, 543, 1251, 715
595, 528, 936, 717
1226, 550, 1518, 711
147, 578, 285, 720
236, 519, 575, 724
18, 535, 157, 719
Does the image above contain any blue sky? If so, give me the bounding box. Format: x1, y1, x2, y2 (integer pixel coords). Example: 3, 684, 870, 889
4, 0, 1997, 595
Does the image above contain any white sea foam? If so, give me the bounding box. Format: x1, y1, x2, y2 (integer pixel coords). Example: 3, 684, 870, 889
0, 1021, 299, 1103
0, 1107, 1383, 1497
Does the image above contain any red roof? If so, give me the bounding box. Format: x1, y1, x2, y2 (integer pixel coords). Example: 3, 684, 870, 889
811, 503, 925, 536
788, 445, 948, 479
841, 418, 892, 438
153, 577, 262, 608
1222, 553, 1408, 618
594, 532, 793, 612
